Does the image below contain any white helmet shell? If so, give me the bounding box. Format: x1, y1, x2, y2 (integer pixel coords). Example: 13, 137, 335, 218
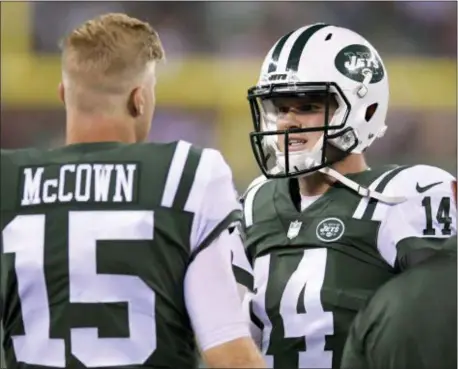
248, 23, 389, 177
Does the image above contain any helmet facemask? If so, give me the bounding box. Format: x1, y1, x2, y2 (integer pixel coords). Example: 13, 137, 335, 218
248, 82, 358, 179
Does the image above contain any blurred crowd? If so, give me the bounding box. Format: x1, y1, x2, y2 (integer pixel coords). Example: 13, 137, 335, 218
32, 2, 457, 57
1, 1, 457, 190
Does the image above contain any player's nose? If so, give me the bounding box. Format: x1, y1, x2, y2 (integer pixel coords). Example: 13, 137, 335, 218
279, 114, 311, 131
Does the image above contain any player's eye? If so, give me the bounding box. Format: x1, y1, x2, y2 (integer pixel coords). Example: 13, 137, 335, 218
291, 104, 321, 114
278, 106, 291, 114
295, 104, 315, 112
274, 101, 324, 115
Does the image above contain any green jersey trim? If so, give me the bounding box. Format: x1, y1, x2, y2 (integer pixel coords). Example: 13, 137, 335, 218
361, 166, 411, 220
188, 209, 242, 264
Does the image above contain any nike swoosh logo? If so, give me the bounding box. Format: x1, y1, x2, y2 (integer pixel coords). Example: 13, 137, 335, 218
416, 181, 443, 193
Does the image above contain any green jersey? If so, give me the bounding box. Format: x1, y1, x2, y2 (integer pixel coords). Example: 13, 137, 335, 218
1, 141, 241, 369
341, 240, 457, 369
238, 164, 456, 369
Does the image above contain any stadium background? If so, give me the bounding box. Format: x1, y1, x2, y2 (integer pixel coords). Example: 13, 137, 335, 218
0, 1, 457, 367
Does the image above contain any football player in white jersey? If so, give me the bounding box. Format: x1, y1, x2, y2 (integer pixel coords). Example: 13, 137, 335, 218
231, 23, 457, 369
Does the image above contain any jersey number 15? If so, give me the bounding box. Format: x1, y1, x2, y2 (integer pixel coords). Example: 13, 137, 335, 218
2, 211, 157, 368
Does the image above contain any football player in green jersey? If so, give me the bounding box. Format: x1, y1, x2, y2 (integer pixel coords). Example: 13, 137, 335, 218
0, 13, 265, 369
232, 23, 457, 369
341, 237, 457, 369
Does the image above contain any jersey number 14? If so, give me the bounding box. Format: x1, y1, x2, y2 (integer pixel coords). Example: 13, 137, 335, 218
253, 249, 334, 368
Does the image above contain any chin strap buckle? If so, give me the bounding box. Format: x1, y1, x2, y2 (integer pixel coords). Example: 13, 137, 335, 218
356, 69, 373, 98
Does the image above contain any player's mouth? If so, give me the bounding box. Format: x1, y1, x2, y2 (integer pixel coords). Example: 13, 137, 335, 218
288, 138, 307, 152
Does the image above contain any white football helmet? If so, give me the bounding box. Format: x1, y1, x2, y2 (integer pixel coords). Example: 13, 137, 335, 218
247, 23, 389, 180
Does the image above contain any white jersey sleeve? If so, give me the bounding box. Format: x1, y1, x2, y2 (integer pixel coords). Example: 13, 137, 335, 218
184, 230, 251, 351
182, 148, 251, 351
184, 148, 242, 254
374, 165, 456, 268
229, 227, 261, 345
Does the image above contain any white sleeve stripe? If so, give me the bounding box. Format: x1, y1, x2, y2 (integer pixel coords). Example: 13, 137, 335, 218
352, 167, 400, 219
161, 141, 191, 207
184, 149, 221, 251
244, 179, 269, 227
184, 148, 212, 214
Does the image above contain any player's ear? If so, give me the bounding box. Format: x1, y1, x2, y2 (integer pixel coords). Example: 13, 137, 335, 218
128, 87, 145, 118
58, 82, 65, 105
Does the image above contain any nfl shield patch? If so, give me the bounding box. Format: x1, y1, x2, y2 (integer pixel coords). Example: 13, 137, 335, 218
287, 220, 303, 239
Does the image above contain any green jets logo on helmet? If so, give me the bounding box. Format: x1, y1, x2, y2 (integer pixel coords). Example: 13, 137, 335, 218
335, 44, 384, 84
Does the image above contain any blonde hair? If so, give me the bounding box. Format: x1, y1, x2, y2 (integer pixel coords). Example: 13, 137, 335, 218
61, 13, 165, 96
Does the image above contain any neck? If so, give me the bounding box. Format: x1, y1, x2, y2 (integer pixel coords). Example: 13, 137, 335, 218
298, 154, 368, 196
66, 112, 137, 145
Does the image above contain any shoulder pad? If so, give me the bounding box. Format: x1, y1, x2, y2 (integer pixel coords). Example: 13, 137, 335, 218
385, 165, 455, 199
239, 174, 268, 203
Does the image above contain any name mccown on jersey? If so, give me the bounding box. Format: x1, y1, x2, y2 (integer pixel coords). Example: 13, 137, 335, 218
20, 163, 137, 206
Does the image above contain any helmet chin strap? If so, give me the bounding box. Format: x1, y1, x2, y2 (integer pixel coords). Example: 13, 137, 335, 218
318, 166, 407, 204
271, 134, 406, 204
270, 164, 406, 204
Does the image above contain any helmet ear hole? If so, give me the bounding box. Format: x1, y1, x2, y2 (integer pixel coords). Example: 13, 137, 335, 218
365, 103, 378, 122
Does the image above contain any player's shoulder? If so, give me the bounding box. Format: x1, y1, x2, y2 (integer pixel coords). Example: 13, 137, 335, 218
240, 174, 273, 204
167, 140, 236, 200
0, 148, 12, 164
241, 174, 268, 199
238, 174, 276, 231
175, 140, 232, 182
375, 164, 455, 199
139, 140, 226, 177
1, 147, 36, 157
1, 147, 41, 166
178, 142, 241, 220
